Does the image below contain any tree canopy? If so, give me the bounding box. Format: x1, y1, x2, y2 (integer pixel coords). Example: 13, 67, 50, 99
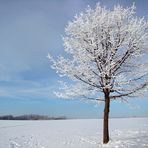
48, 3, 148, 102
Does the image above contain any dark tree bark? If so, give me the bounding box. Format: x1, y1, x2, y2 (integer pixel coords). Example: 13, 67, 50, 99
103, 89, 110, 144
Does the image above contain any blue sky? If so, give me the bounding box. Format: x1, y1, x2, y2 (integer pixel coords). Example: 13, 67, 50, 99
0, 0, 148, 118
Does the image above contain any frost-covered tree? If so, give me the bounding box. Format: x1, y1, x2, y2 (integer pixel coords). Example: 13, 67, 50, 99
48, 3, 148, 144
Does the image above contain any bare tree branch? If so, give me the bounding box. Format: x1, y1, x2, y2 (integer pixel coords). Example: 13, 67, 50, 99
110, 82, 148, 99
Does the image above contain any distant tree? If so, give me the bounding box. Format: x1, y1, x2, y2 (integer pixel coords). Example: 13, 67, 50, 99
48, 3, 148, 144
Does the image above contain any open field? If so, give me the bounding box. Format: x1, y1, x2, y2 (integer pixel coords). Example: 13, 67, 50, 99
0, 118, 148, 148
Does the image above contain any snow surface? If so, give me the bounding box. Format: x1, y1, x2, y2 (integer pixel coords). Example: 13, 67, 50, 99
0, 118, 148, 148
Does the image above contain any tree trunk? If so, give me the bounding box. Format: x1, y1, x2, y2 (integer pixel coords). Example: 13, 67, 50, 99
103, 89, 110, 144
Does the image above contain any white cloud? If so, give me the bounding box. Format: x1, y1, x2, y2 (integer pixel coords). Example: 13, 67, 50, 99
0, 79, 57, 100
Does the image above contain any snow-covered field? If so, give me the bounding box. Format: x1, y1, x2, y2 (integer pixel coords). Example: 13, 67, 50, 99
0, 118, 148, 148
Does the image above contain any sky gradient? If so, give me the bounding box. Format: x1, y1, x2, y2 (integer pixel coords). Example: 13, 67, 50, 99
0, 0, 148, 118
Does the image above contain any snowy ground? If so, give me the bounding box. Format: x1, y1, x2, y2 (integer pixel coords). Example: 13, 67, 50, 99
0, 118, 148, 148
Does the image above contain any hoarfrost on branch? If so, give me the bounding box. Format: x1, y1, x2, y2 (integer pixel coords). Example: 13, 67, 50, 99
48, 3, 148, 102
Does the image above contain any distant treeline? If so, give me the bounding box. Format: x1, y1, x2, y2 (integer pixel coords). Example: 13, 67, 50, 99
0, 114, 67, 120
